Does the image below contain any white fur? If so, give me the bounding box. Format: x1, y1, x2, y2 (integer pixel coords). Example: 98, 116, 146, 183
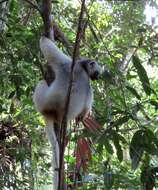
45, 119, 59, 190
40, 37, 71, 66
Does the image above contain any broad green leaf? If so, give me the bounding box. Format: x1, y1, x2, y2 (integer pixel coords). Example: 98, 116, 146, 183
126, 84, 141, 100
143, 129, 158, 155
131, 147, 144, 170
98, 132, 114, 154
114, 139, 123, 162
130, 129, 158, 169
133, 55, 151, 95
111, 130, 123, 162
104, 140, 114, 155
130, 130, 145, 169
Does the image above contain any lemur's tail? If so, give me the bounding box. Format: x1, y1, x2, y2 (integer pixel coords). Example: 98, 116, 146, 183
45, 119, 59, 190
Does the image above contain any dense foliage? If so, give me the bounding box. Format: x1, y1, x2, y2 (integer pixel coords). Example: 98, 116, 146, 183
0, 0, 158, 189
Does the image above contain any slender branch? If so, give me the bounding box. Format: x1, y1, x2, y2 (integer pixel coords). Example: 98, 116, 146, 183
59, 0, 86, 189
41, 0, 52, 38
88, 22, 99, 42
53, 21, 73, 55
84, 9, 117, 61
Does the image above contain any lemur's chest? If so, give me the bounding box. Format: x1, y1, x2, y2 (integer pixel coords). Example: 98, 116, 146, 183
57, 64, 91, 101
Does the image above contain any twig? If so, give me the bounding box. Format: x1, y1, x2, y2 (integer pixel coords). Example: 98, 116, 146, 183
119, 36, 143, 72
41, 0, 52, 38
59, 0, 86, 189
88, 22, 99, 42
53, 21, 73, 55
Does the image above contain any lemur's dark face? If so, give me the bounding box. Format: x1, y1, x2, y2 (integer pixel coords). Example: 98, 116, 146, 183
80, 59, 101, 80
87, 61, 101, 80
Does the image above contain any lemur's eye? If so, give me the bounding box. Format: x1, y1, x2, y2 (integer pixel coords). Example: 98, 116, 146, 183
90, 61, 95, 66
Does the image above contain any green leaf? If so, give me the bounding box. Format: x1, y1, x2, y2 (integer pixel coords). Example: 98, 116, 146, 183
133, 55, 151, 95
97, 144, 103, 154
98, 132, 114, 154
143, 129, 158, 155
104, 140, 114, 155
130, 129, 158, 169
130, 130, 145, 170
8, 90, 16, 99
150, 100, 158, 110
9, 0, 15, 12
140, 168, 155, 190
113, 115, 130, 127
131, 147, 144, 170
114, 138, 123, 162
111, 130, 123, 162
117, 134, 127, 144
126, 84, 141, 100
138, 36, 143, 46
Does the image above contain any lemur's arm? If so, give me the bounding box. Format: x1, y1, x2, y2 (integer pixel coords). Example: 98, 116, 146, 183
40, 37, 71, 64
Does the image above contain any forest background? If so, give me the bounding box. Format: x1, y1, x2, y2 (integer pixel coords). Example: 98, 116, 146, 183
0, 0, 158, 189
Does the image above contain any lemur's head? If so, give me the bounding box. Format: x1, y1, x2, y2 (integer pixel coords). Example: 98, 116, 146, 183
79, 59, 101, 80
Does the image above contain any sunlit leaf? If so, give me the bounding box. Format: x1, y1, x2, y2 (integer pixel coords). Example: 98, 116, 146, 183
133, 55, 151, 95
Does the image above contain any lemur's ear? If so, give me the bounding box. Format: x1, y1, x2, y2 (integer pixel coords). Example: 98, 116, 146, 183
40, 36, 71, 64
79, 59, 92, 65
78, 59, 92, 74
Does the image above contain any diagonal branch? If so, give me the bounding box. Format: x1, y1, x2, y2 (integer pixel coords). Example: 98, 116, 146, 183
53, 21, 73, 55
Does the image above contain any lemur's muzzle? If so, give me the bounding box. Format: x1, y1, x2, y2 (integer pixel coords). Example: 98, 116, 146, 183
91, 71, 100, 80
